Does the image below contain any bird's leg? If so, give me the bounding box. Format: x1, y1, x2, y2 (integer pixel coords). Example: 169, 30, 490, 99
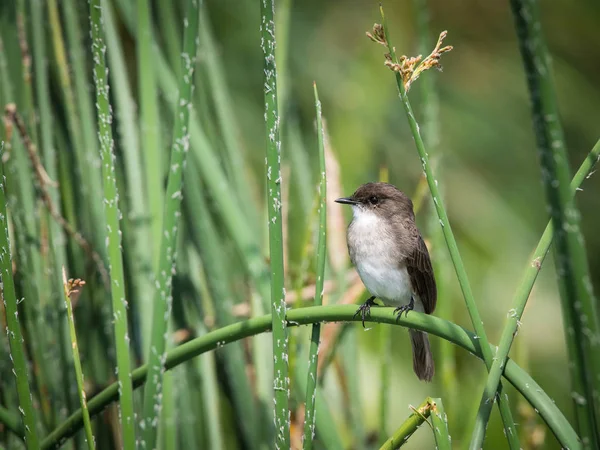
394, 295, 415, 321
354, 296, 377, 328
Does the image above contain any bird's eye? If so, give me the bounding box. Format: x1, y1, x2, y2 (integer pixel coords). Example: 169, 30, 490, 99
369, 196, 379, 205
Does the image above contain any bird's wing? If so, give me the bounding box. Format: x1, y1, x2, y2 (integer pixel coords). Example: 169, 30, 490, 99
406, 234, 437, 314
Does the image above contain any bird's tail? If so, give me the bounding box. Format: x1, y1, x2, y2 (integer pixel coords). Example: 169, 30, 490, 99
409, 330, 434, 382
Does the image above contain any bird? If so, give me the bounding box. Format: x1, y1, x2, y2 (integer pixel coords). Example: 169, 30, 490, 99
335, 182, 437, 381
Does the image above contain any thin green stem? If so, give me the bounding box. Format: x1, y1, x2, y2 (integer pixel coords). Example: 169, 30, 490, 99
261, 0, 290, 446
140, 0, 200, 448
474, 137, 600, 447
0, 145, 40, 449
88, 1, 135, 447
376, 6, 520, 448
303, 82, 327, 449
39, 305, 579, 450
61, 270, 95, 449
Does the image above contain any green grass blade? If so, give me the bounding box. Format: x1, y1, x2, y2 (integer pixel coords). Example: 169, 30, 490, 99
140, 0, 200, 447
61, 269, 95, 449
303, 82, 327, 449
42, 305, 579, 450
260, 0, 290, 446
88, 0, 135, 447
474, 137, 600, 448
375, 6, 520, 448
0, 143, 40, 448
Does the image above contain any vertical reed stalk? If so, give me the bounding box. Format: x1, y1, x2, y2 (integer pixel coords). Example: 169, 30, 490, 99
261, 0, 290, 445
88, 1, 136, 447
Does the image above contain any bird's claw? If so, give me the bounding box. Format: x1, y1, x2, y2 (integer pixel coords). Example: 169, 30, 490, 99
394, 295, 415, 321
354, 296, 377, 328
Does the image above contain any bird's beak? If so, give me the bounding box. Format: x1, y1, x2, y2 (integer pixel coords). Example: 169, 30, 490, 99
335, 197, 358, 205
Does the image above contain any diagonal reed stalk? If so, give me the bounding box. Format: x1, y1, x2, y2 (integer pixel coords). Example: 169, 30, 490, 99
140, 0, 200, 447
88, 0, 135, 447
472, 1, 600, 448
261, 0, 290, 446
39, 305, 579, 450
472, 137, 600, 447
380, 397, 450, 450
374, 5, 520, 448
302, 82, 327, 448
0, 143, 40, 449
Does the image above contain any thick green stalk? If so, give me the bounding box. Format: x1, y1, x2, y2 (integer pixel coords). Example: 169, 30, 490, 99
303, 82, 327, 449
260, 0, 290, 446
88, 1, 135, 447
40, 305, 579, 450
62, 271, 95, 449
0, 143, 39, 448
377, 6, 519, 447
140, 0, 200, 447
473, 137, 600, 447
138, 0, 164, 253
511, 0, 600, 441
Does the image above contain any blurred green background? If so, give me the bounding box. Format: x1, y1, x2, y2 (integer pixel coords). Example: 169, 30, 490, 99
0, 0, 598, 448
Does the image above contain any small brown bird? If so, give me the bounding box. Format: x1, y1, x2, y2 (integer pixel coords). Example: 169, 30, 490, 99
335, 182, 437, 381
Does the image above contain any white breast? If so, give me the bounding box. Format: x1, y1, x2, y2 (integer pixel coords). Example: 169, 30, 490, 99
348, 207, 417, 308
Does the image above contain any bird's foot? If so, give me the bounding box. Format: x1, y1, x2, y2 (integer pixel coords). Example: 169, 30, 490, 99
354, 296, 377, 328
394, 295, 415, 321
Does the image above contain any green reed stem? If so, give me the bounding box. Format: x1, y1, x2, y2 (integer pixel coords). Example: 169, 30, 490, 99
0, 143, 40, 448
473, 136, 600, 447
61, 270, 95, 449
376, 6, 520, 448
302, 82, 327, 449
260, 0, 290, 446
39, 305, 579, 450
89, 1, 135, 447
140, 0, 200, 447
